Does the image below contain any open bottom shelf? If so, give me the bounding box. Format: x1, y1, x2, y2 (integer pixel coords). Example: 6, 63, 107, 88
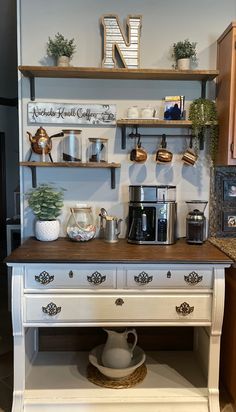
23, 350, 210, 411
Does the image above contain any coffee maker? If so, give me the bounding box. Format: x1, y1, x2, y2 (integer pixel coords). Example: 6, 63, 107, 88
127, 185, 177, 245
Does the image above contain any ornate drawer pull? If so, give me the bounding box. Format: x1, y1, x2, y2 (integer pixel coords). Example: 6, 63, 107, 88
176, 302, 194, 316
35, 271, 54, 285
87, 271, 106, 285
134, 271, 153, 285
42, 302, 61, 316
184, 271, 203, 285
115, 298, 124, 306
166, 271, 172, 278
68, 270, 74, 278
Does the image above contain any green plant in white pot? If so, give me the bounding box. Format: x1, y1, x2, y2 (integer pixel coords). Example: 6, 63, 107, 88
26, 184, 65, 241
172, 39, 197, 70
47, 32, 76, 66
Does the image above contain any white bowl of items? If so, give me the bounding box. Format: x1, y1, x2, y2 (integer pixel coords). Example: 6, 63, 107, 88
89, 344, 146, 379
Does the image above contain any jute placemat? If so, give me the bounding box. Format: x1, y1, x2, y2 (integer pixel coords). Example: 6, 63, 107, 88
87, 363, 147, 389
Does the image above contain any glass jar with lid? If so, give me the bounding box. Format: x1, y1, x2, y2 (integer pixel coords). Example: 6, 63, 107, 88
66, 205, 96, 242
87, 138, 108, 163
61, 129, 82, 162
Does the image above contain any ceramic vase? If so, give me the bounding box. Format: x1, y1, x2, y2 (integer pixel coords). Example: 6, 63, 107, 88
35, 220, 60, 241
177, 58, 191, 70
57, 56, 70, 67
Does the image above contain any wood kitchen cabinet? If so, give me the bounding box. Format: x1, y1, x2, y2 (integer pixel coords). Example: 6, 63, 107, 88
216, 22, 236, 165
6, 238, 231, 412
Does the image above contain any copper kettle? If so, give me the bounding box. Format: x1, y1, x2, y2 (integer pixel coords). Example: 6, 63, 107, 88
27, 127, 63, 157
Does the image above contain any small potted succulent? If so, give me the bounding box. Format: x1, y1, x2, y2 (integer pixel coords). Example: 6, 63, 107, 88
189, 98, 218, 163
26, 183, 65, 241
172, 39, 197, 70
47, 32, 76, 66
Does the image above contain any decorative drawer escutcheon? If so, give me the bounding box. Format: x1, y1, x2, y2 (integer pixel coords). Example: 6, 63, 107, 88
42, 302, 61, 316
134, 271, 153, 285
35, 271, 54, 285
87, 271, 106, 285
184, 271, 203, 285
176, 302, 194, 316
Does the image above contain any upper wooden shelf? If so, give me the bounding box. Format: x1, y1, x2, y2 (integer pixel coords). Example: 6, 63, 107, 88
19, 65, 218, 81
18, 66, 219, 101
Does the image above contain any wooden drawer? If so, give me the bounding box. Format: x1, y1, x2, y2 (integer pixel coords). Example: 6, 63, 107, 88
24, 293, 212, 323
24, 265, 117, 289
125, 267, 213, 289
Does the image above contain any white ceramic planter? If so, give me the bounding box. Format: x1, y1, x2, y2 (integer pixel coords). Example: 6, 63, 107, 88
177, 58, 191, 70
57, 56, 70, 67
35, 220, 60, 241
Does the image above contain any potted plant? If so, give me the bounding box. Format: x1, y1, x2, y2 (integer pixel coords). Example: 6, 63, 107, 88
47, 32, 76, 66
188, 98, 218, 163
172, 39, 197, 70
26, 183, 65, 241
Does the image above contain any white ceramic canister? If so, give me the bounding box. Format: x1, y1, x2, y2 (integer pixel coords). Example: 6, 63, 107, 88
127, 106, 139, 119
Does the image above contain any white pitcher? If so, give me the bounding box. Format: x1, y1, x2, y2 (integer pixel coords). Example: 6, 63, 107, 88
102, 328, 138, 369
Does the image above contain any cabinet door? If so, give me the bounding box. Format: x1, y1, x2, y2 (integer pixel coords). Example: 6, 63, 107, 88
217, 23, 236, 165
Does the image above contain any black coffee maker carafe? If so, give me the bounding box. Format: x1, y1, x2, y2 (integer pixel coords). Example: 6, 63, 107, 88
186, 201, 208, 244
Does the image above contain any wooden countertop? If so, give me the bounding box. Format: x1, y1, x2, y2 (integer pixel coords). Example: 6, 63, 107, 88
5, 237, 232, 265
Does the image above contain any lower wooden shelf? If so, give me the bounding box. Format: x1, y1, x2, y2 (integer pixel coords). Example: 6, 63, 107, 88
20, 161, 121, 189
23, 350, 208, 411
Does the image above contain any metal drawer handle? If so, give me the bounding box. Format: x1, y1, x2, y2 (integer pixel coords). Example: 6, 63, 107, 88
134, 271, 153, 285
35, 271, 54, 285
115, 298, 124, 306
42, 302, 61, 316
176, 302, 194, 316
184, 271, 203, 285
87, 271, 106, 285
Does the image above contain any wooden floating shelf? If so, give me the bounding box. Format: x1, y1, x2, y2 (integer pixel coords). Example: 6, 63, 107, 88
19, 66, 218, 81
20, 161, 120, 168
18, 66, 218, 100
20, 162, 121, 189
117, 119, 192, 127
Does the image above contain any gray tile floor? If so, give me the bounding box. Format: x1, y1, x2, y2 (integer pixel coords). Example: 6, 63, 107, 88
0, 307, 234, 412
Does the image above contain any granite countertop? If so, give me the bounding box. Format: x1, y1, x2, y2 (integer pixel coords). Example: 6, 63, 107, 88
209, 237, 236, 262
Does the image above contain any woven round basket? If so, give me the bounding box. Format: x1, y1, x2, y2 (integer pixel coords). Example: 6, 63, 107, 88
87, 362, 147, 389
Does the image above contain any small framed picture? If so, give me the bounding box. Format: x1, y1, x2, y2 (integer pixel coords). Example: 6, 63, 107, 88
222, 211, 236, 233
223, 180, 236, 200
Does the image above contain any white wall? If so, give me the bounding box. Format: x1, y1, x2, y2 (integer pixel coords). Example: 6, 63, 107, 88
18, 0, 236, 239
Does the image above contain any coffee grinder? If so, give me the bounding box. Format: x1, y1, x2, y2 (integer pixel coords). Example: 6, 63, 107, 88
185, 200, 208, 244
127, 185, 177, 245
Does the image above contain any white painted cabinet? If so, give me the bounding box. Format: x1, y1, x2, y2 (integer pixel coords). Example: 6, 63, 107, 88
8, 258, 229, 412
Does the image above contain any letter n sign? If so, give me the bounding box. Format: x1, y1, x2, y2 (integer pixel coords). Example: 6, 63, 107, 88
101, 15, 142, 69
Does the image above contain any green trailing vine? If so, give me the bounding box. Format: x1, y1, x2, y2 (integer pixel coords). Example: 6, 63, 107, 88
188, 98, 218, 164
